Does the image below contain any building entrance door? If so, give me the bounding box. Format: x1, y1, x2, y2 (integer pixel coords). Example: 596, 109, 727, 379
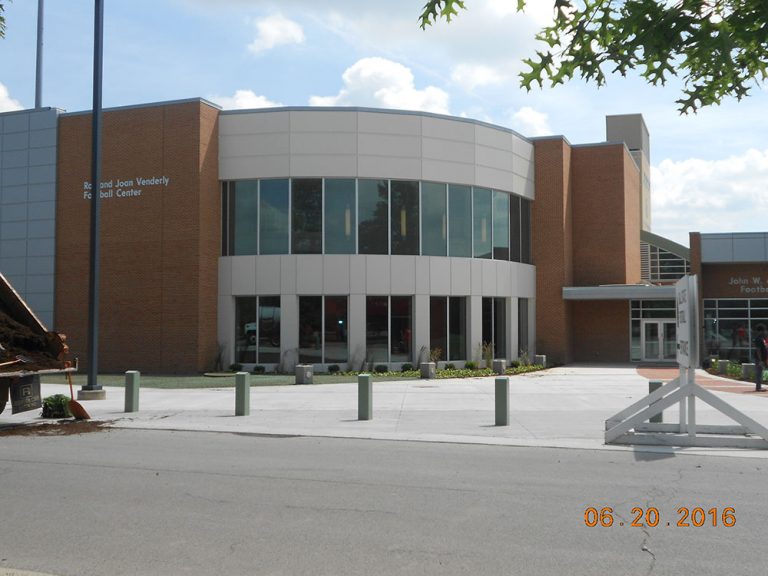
642, 320, 677, 362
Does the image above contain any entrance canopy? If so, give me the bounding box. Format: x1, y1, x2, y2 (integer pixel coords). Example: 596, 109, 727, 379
562, 285, 675, 300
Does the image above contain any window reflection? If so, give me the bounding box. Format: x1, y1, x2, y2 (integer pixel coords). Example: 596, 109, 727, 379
325, 179, 356, 254
421, 182, 447, 256
259, 179, 289, 254
448, 185, 471, 258
358, 179, 389, 255
473, 187, 492, 259
391, 180, 419, 255
232, 180, 258, 256
292, 179, 322, 254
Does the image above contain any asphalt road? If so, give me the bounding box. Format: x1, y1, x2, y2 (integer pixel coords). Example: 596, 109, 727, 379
1, 429, 765, 576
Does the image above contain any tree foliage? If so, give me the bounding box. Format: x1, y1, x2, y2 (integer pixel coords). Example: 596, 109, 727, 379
419, 0, 768, 114
0, 2, 6, 39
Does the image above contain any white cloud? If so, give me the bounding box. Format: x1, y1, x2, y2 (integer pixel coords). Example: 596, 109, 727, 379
510, 106, 551, 136
248, 14, 305, 54
209, 90, 282, 110
450, 64, 504, 90
651, 149, 768, 245
0, 83, 23, 112
310, 57, 450, 114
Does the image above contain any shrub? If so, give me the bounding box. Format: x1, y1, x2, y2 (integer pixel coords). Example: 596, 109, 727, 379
229, 363, 243, 372
508, 360, 520, 369
42, 394, 71, 419
444, 363, 456, 370
252, 365, 266, 374
375, 364, 388, 373
328, 364, 340, 374
464, 361, 477, 370
401, 363, 413, 372
429, 347, 443, 363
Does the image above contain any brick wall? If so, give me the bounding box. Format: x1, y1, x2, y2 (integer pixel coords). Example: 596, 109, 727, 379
572, 300, 631, 363
55, 100, 220, 373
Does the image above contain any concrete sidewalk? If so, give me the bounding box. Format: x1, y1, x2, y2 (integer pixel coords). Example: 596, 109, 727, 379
4, 365, 768, 458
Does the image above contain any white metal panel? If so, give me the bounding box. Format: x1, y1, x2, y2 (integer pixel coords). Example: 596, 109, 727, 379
349, 255, 366, 294
701, 235, 734, 262
450, 258, 471, 295
495, 261, 512, 295
366, 255, 390, 293
230, 255, 256, 295
220, 133, 290, 157
429, 257, 451, 295
422, 137, 475, 163
280, 255, 297, 295
219, 111, 290, 136
415, 255, 430, 295
475, 165, 515, 194
295, 254, 324, 294
358, 155, 421, 180
421, 158, 474, 186
255, 255, 281, 294
358, 111, 422, 135
357, 132, 421, 159
481, 259, 497, 296
290, 155, 358, 177
422, 116, 475, 141
390, 256, 416, 294
471, 259, 483, 293
290, 132, 357, 155
290, 110, 358, 132
323, 255, 352, 294
219, 155, 290, 180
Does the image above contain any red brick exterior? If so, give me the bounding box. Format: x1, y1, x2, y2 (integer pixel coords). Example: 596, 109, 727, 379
55, 101, 220, 373
534, 139, 641, 364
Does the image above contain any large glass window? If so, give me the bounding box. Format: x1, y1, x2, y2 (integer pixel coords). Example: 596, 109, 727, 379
299, 296, 322, 364
366, 297, 389, 364
325, 179, 356, 254
231, 180, 258, 256
473, 187, 492, 259
520, 198, 532, 264
391, 296, 413, 362
235, 296, 281, 364
449, 185, 471, 258
324, 296, 348, 364
493, 191, 509, 260
449, 296, 467, 361
421, 182, 447, 256
291, 178, 322, 254
391, 180, 419, 255
509, 195, 521, 262
358, 179, 389, 255
483, 297, 507, 358
258, 296, 281, 363
518, 298, 529, 357
430, 297, 448, 361
235, 297, 257, 364
299, 296, 348, 364
259, 179, 289, 254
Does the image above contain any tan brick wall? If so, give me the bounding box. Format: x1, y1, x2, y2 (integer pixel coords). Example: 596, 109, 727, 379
55, 101, 220, 373
572, 300, 631, 363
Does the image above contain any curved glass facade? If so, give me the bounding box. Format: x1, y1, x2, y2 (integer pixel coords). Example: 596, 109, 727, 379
222, 178, 532, 264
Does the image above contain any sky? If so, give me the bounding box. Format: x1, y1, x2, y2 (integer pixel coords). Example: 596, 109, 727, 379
2, 0, 767, 247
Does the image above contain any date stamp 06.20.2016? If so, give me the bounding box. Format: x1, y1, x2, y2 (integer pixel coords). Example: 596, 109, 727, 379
584, 506, 736, 528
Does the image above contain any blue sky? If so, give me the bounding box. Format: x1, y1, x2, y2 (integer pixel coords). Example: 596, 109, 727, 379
2, 0, 767, 246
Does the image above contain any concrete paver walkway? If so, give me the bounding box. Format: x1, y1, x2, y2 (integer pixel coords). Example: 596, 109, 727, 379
3, 364, 768, 457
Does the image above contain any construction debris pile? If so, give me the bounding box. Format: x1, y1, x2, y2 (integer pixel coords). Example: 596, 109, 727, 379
0, 307, 64, 373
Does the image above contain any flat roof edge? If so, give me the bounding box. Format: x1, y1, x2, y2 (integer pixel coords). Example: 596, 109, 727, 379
563, 285, 677, 300
61, 97, 222, 117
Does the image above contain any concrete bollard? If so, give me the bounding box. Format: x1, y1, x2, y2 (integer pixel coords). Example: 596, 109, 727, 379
125, 370, 140, 413
717, 359, 729, 375
492, 359, 507, 375
742, 363, 756, 381
649, 380, 663, 423
534, 354, 547, 367
295, 364, 313, 385
420, 362, 436, 379
358, 374, 372, 420
235, 372, 250, 416
495, 377, 509, 426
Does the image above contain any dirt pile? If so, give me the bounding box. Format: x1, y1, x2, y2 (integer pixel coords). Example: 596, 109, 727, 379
0, 307, 63, 374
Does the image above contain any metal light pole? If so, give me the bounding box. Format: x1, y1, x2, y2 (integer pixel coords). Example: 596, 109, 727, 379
85, 0, 104, 393
35, 0, 44, 108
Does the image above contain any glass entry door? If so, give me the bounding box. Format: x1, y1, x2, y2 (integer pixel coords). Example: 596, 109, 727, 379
642, 320, 677, 361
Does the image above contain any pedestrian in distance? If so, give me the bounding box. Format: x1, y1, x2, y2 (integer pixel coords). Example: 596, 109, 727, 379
753, 324, 768, 392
